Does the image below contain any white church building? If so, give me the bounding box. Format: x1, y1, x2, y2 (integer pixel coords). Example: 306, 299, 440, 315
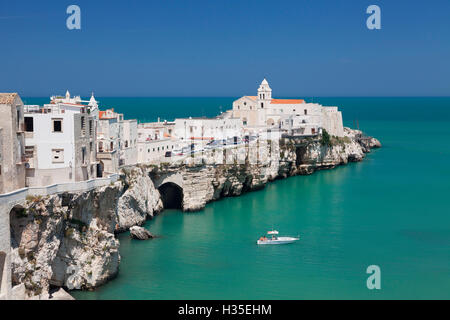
231, 79, 344, 137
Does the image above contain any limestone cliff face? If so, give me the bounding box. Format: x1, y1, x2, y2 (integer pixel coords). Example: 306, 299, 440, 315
116, 167, 163, 231
9, 167, 163, 297
151, 128, 380, 211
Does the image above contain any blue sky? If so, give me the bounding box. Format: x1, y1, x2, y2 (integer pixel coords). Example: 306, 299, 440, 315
0, 0, 449, 97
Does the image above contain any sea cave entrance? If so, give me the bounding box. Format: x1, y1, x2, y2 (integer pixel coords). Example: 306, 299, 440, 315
158, 182, 183, 210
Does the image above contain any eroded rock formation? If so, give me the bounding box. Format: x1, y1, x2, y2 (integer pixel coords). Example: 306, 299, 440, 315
9, 167, 162, 298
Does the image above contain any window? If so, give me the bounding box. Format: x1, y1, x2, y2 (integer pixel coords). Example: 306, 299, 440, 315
81, 116, 85, 130
110, 142, 114, 150
82, 147, 86, 164
90, 142, 93, 152
261, 103, 264, 109
52, 119, 62, 132
16, 108, 20, 130
89, 120, 93, 135
52, 149, 64, 163
25, 117, 34, 132
125, 140, 128, 148
304, 109, 307, 115
25, 146, 34, 158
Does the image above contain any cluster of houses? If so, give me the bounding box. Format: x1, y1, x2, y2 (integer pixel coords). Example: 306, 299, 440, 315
0, 79, 345, 194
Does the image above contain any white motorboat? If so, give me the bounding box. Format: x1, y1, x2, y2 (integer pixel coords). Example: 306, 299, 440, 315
257, 230, 300, 245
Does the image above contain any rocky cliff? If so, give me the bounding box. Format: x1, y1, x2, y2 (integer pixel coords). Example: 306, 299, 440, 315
151, 128, 381, 211
9, 167, 162, 298
9, 128, 380, 297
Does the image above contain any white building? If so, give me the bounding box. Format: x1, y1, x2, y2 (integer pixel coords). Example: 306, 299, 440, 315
23, 91, 99, 186
97, 109, 122, 175
120, 119, 138, 166
173, 117, 243, 142
97, 108, 138, 175
137, 120, 180, 164
232, 79, 344, 137
137, 139, 180, 164
137, 120, 175, 141
0, 93, 26, 194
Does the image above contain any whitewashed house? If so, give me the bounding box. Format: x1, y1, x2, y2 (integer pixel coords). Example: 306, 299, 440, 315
97, 109, 122, 175
137, 120, 180, 164
23, 91, 99, 186
0, 93, 26, 194
120, 119, 138, 166
97, 108, 138, 175
173, 117, 243, 142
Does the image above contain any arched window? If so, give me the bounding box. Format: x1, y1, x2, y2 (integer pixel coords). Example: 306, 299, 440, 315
261, 103, 264, 109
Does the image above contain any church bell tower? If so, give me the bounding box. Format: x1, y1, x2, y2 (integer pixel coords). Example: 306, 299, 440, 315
257, 78, 272, 109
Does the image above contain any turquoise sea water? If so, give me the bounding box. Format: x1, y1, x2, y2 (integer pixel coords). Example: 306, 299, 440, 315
25, 97, 449, 299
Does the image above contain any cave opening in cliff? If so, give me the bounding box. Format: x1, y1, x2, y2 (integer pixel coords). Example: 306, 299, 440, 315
158, 183, 183, 209
295, 146, 307, 166
9, 205, 27, 255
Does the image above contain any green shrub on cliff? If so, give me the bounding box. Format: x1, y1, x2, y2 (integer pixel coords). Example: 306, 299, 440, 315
320, 129, 331, 146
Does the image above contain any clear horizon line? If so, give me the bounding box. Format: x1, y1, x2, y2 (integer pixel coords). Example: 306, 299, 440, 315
20, 95, 450, 99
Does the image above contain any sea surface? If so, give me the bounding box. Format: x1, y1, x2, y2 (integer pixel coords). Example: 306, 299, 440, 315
26, 97, 450, 299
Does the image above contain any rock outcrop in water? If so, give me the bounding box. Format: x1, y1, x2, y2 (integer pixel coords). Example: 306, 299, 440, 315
9, 128, 380, 297
130, 226, 154, 240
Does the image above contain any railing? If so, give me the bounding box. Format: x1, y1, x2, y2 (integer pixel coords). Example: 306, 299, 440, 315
0, 174, 120, 206
24, 105, 64, 114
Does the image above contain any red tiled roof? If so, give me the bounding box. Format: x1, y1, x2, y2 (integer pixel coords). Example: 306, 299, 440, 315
271, 99, 305, 104
99, 109, 117, 120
